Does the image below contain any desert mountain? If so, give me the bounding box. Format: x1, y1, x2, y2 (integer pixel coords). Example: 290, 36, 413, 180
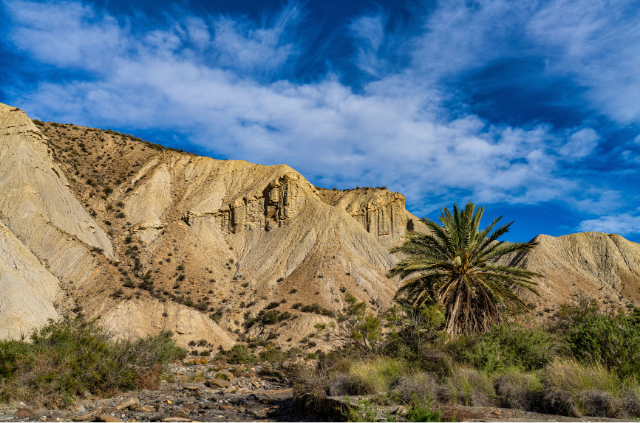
0, 102, 424, 350
497, 232, 640, 315
3, 101, 640, 350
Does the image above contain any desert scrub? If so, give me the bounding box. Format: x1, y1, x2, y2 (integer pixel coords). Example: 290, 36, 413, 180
0, 318, 185, 407
565, 308, 640, 379
540, 358, 640, 418
541, 358, 632, 398
331, 357, 416, 396
445, 324, 565, 373
406, 394, 445, 422
442, 366, 494, 406
225, 344, 259, 364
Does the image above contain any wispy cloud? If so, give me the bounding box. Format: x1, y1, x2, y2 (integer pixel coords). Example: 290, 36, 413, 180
559, 128, 600, 159
528, 0, 640, 124
2, 0, 639, 225
579, 213, 640, 235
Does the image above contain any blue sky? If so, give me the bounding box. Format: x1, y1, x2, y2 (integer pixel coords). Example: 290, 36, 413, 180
2, 0, 640, 242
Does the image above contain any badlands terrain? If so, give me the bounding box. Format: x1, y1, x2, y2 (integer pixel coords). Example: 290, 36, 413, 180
1, 101, 640, 349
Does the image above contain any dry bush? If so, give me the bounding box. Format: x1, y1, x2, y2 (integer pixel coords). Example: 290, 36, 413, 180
620, 391, 640, 417
493, 369, 542, 410
136, 364, 162, 390
577, 390, 621, 418
542, 390, 581, 417
329, 373, 371, 396
390, 373, 445, 404
494, 375, 529, 410
443, 367, 494, 406
542, 359, 622, 395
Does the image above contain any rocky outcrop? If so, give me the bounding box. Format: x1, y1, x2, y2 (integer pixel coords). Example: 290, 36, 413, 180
0, 103, 114, 289
0, 102, 429, 346
101, 153, 402, 344
99, 299, 235, 350
318, 188, 425, 247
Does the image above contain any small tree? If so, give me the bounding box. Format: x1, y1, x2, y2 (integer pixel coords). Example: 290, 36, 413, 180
383, 299, 445, 357
330, 293, 383, 356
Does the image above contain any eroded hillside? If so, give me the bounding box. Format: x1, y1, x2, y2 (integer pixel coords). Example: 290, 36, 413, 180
497, 232, 640, 317
0, 102, 426, 351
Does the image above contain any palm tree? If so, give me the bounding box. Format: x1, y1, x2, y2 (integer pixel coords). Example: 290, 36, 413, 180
388, 202, 540, 337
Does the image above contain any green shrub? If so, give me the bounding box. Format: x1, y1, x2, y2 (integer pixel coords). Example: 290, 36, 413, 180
301, 303, 336, 318
227, 344, 258, 364
0, 318, 184, 407
448, 324, 564, 372
407, 394, 444, 422
260, 348, 286, 363
265, 301, 280, 310
566, 309, 640, 379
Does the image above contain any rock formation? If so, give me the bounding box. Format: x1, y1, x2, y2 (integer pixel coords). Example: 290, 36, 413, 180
318, 187, 420, 247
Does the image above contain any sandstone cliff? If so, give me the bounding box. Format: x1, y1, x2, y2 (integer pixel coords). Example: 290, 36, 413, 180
0, 220, 60, 339
318, 187, 426, 247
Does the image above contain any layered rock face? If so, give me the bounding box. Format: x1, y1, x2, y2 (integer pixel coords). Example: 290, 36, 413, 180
0, 220, 60, 339
0, 104, 235, 348
318, 188, 424, 247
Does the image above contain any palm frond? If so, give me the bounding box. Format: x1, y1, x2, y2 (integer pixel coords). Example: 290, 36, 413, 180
389, 202, 540, 337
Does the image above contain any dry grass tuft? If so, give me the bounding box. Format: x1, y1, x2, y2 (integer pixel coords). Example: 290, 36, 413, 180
347, 357, 413, 395
390, 373, 443, 404
444, 367, 494, 406
542, 359, 623, 396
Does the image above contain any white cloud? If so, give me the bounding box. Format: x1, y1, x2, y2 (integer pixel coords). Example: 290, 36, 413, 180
528, 0, 640, 124
3, 0, 635, 218
350, 15, 386, 75
6, 0, 124, 71
579, 213, 640, 234
559, 128, 600, 159
211, 4, 300, 73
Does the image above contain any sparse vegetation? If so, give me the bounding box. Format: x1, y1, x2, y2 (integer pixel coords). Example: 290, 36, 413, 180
294, 290, 640, 419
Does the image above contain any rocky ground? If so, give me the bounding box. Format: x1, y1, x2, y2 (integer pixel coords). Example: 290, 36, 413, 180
0, 360, 303, 422
0, 359, 632, 422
